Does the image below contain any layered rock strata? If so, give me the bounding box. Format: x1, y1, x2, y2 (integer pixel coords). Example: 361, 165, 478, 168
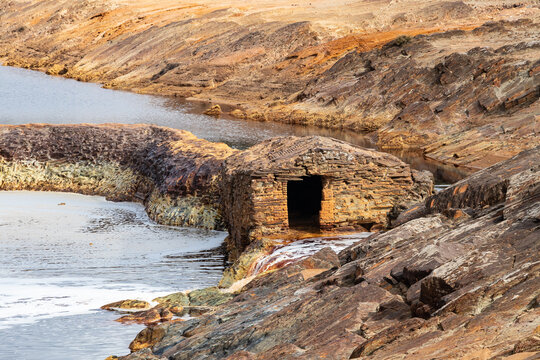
0, 124, 236, 229
117, 146, 540, 360
1, 0, 539, 169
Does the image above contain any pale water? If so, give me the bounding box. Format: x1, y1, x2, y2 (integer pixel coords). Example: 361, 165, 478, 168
0, 191, 226, 359
250, 233, 372, 276
0, 65, 374, 151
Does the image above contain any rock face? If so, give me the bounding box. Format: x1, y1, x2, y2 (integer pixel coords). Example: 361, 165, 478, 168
119, 146, 539, 360
221, 136, 433, 258
0, 124, 236, 229
293, 19, 540, 170
1, 1, 539, 169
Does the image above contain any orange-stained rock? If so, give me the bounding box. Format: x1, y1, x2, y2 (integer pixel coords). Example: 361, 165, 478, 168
203, 105, 222, 117
116, 305, 173, 325
129, 324, 169, 352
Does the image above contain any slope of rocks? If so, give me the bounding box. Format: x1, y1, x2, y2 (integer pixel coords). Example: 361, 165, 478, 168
117, 146, 540, 360
1, 0, 539, 169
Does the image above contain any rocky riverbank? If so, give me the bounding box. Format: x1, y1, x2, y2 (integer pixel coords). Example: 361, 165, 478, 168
0, 124, 235, 229
112, 145, 539, 360
1, 0, 539, 170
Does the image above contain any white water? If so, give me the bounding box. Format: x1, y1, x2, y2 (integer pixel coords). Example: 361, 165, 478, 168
251, 233, 372, 275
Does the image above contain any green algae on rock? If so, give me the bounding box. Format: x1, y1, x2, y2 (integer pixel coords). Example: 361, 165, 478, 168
0, 124, 236, 229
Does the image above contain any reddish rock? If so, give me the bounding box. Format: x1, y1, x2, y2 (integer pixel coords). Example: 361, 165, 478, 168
116, 305, 173, 325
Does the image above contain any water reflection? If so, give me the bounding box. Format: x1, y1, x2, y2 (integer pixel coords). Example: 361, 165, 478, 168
0, 65, 472, 183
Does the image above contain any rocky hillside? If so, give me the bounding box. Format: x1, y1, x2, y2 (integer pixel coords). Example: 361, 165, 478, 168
116, 146, 540, 360
1, 0, 538, 170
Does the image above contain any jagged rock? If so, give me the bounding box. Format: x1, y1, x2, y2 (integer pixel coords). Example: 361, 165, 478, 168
120, 146, 539, 360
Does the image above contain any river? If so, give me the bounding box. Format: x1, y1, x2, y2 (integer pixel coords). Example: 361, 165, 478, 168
0, 65, 462, 359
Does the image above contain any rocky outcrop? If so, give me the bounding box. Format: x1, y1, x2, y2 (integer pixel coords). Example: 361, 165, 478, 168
1, 1, 539, 169
292, 19, 540, 169
0, 124, 236, 229
118, 146, 539, 360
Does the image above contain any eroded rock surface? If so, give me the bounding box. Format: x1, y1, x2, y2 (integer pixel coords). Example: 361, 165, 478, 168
0, 123, 236, 228
1, 1, 538, 169
119, 146, 539, 360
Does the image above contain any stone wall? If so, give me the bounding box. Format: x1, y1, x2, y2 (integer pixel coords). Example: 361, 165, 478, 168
221, 136, 434, 257
0, 125, 433, 256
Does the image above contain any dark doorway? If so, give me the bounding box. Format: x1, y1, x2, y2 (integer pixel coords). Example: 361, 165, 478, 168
287, 176, 322, 229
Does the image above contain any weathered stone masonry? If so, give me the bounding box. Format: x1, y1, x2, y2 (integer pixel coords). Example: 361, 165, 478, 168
0, 124, 433, 257
0, 124, 236, 229
221, 136, 433, 257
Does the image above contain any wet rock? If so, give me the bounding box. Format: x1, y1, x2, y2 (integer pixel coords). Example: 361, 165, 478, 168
101, 299, 150, 311
188, 287, 233, 307
129, 324, 170, 352
116, 305, 173, 325
153, 292, 190, 308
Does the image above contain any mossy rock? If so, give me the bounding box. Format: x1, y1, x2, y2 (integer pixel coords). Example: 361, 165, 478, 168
153, 292, 190, 307
188, 287, 233, 307
100, 299, 150, 311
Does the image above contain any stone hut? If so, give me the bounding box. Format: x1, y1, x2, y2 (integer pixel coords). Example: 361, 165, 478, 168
220, 136, 433, 256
